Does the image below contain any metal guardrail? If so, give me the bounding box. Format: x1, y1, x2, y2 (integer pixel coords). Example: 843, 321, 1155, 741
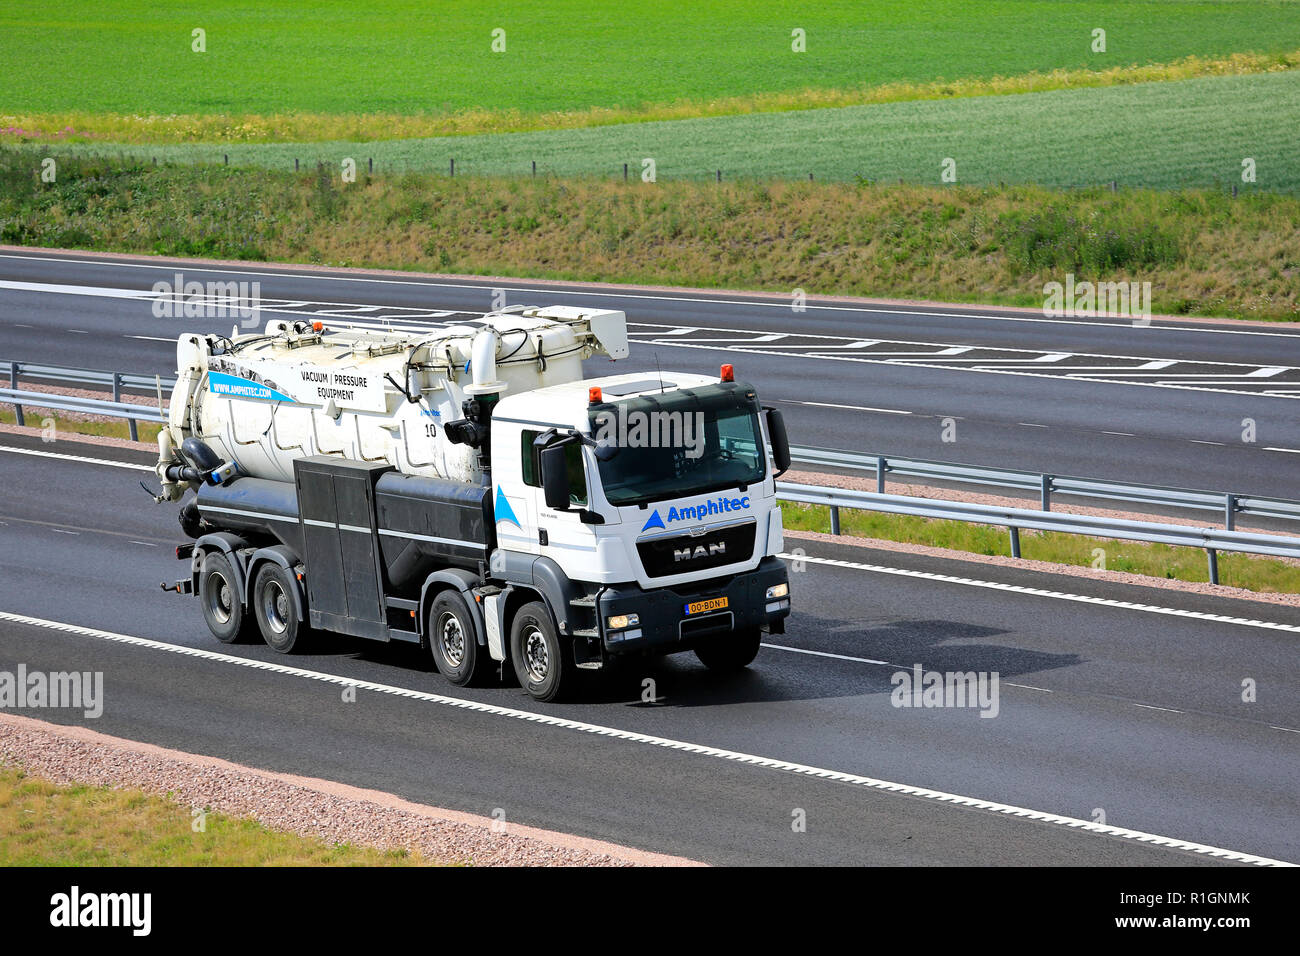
4, 360, 172, 441
0, 388, 167, 439
4, 360, 1299, 585
789, 446, 1300, 531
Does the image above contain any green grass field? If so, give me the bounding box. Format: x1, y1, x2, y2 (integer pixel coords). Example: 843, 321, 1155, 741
32, 71, 1300, 192
3, 1, 1300, 132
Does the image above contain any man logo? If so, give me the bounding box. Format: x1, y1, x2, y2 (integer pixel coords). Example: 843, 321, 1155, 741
674, 541, 726, 562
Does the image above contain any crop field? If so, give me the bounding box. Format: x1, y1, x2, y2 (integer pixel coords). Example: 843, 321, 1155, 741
32, 71, 1300, 192
3, 1, 1300, 139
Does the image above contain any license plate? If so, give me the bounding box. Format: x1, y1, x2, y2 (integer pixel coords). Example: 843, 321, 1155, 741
684, 597, 729, 616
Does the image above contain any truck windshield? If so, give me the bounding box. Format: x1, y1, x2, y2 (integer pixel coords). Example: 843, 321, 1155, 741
590, 384, 766, 507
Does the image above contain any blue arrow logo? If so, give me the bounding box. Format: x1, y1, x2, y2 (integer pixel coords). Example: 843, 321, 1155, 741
640, 509, 666, 533
495, 486, 521, 528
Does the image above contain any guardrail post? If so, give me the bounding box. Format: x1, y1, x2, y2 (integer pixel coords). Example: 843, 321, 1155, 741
1041, 475, 1053, 511
876, 456, 886, 494
829, 505, 841, 536
8, 361, 17, 390
112, 372, 139, 441
1009, 526, 1021, 558
1207, 548, 1219, 585
1224, 494, 1237, 531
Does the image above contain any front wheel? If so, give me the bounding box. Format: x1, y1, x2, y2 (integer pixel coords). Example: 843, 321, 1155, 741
428, 590, 485, 686
252, 562, 307, 654
510, 602, 574, 702
694, 628, 762, 672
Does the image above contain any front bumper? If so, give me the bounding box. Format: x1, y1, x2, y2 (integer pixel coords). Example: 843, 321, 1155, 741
597, 556, 790, 654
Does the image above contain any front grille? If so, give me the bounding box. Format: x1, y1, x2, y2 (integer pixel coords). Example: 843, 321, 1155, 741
637, 521, 756, 577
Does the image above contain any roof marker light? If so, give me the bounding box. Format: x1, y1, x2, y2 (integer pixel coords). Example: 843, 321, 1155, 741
589, 386, 603, 404
720, 364, 734, 382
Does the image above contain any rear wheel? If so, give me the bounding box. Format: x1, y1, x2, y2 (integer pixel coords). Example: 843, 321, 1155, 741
694, 628, 762, 672
199, 552, 252, 644
510, 602, 574, 702
428, 590, 485, 686
252, 562, 306, 654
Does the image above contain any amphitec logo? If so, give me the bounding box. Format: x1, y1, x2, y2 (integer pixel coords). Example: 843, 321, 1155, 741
0, 664, 103, 718
151, 272, 262, 327
891, 664, 999, 718
592, 407, 706, 459
640, 495, 750, 533
50, 887, 151, 936
1042, 273, 1152, 325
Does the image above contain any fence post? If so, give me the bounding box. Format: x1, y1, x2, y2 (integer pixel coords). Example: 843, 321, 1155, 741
1224, 494, 1237, 531
623, 163, 628, 182
450, 158, 454, 177
1041, 474, 1052, 511
1009, 526, 1021, 558
876, 456, 886, 494
532, 160, 536, 177
830, 505, 841, 536
1207, 548, 1219, 585
369, 158, 373, 173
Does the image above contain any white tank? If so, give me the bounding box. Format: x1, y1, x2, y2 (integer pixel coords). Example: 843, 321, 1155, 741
156, 306, 628, 498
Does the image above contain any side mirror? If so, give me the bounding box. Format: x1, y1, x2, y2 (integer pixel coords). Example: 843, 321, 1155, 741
593, 438, 619, 462
540, 443, 571, 511
765, 407, 791, 477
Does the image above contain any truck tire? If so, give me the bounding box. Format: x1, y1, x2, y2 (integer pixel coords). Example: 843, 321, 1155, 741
199, 552, 253, 644
252, 562, 306, 654
428, 590, 485, 686
694, 628, 762, 672
510, 602, 574, 702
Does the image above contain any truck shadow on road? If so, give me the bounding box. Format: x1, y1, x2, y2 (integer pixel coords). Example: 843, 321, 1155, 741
278, 612, 1081, 709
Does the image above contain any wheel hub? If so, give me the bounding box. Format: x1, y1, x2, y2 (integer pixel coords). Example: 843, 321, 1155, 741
439, 614, 465, 667
523, 626, 549, 683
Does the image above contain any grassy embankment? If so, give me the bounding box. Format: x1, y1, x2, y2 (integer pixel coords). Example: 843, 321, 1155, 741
2, 150, 1297, 320
0, 767, 428, 865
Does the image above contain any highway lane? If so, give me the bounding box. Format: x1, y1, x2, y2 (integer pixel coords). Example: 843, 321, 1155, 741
0, 436, 1295, 864
2, 250, 1300, 498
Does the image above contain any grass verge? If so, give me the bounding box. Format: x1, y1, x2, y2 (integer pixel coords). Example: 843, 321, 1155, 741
3, 150, 1297, 320
0, 766, 427, 865
781, 502, 1300, 595
0, 407, 164, 445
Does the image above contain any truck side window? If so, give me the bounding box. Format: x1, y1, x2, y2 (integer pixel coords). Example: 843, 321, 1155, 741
520, 428, 586, 505
564, 442, 588, 507
521, 429, 541, 487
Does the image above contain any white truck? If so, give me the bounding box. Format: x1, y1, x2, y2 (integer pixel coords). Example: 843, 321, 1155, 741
153, 306, 792, 701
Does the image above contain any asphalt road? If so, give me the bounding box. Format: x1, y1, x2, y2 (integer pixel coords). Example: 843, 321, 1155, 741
2, 248, 1300, 498
1, 434, 1295, 865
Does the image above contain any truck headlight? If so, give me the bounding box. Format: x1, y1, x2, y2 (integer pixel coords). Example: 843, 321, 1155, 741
765, 583, 789, 599
607, 613, 639, 630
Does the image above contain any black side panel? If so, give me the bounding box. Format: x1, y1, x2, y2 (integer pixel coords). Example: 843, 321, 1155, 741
375, 473, 491, 590
293, 456, 393, 640
334, 473, 382, 624
297, 468, 346, 618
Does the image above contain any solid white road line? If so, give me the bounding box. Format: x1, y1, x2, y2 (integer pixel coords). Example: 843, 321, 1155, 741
0, 445, 153, 471
0, 609, 1290, 866
780, 552, 1300, 634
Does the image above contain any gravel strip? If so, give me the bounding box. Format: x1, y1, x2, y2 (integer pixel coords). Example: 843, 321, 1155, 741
0, 713, 701, 867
